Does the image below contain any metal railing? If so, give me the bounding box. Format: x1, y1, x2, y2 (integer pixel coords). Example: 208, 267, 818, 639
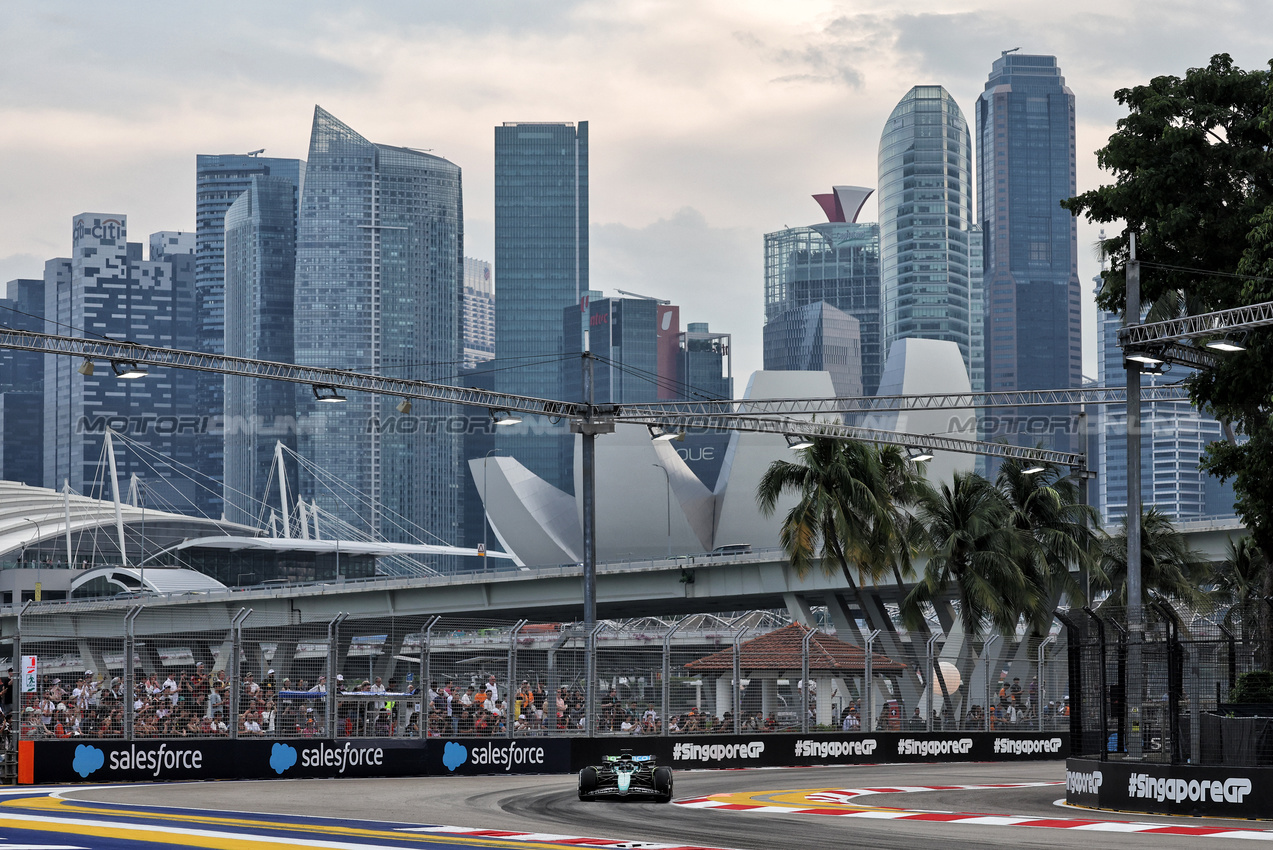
2, 611, 1069, 754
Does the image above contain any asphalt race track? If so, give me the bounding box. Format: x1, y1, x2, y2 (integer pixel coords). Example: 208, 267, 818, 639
25, 761, 1273, 849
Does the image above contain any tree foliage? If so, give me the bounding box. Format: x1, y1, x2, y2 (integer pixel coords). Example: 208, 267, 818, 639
1062, 53, 1273, 563
1095, 507, 1211, 617
756, 438, 930, 619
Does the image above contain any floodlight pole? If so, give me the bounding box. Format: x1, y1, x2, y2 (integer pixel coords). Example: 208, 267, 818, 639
1124, 234, 1144, 759
573, 352, 613, 733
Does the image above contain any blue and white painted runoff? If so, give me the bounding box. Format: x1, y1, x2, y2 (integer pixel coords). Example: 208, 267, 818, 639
0, 787, 730, 850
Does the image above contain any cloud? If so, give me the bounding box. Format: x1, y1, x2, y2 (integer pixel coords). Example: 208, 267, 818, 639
592, 208, 763, 380
0, 254, 45, 286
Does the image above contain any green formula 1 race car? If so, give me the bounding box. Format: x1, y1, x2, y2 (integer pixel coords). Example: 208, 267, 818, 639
577, 750, 673, 803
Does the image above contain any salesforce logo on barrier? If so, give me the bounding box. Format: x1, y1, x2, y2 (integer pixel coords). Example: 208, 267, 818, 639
443, 742, 469, 771
72, 744, 105, 778
1127, 772, 1252, 805
897, 738, 973, 757
298, 742, 385, 775
672, 742, 765, 763
270, 743, 298, 775
993, 737, 1063, 756
105, 744, 205, 778
1066, 769, 1103, 794
465, 741, 546, 771
794, 739, 877, 759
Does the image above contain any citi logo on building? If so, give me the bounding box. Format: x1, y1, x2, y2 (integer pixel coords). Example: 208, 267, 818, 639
74, 217, 125, 244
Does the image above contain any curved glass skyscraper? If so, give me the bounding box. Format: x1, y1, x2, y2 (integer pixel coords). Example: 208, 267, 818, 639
294, 107, 464, 547
878, 86, 980, 388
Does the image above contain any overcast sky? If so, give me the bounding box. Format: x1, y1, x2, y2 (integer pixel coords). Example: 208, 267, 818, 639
2, 1, 1270, 382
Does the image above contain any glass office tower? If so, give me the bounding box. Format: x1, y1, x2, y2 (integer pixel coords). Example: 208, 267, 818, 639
977, 54, 1080, 394
494, 121, 588, 493
878, 87, 980, 387
977, 53, 1080, 448
294, 107, 464, 549
222, 176, 300, 526
764, 220, 881, 395
195, 153, 304, 517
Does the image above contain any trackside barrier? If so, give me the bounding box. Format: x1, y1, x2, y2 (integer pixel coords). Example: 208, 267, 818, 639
1066, 756, 1273, 818
24, 731, 1067, 784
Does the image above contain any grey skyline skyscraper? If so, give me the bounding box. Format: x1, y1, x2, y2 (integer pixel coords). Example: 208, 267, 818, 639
878, 86, 981, 390
293, 107, 464, 549
977, 54, 1080, 447
494, 121, 588, 493
463, 257, 494, 370
0, 278, 44, 486
43, 214, 199, 507
763, 301, 863, 398
222, 176, 301, 526
195, 153, 304, 517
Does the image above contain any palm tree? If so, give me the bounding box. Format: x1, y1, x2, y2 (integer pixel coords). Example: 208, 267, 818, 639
756, 438, 928, 616
1211, 536, 1269, 644
1095, 506, 1210, 618
902, 471, 1032, 636
995, 459, 1099, 626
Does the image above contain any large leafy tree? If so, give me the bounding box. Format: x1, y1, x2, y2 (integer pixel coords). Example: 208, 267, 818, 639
756, 438, 929, 620
1061, 53, 1273, 559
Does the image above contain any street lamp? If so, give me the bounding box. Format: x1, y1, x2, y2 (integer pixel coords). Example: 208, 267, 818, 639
110, 360, 147, 379
652, 463, 671, 559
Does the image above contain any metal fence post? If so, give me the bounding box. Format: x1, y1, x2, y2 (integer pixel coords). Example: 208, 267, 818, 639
587, 622, 606, 736
123, 606, 141, 741
925, 633, 939, 732
228, 608, 252, 741
508, 619, 527, 738
801, 626, 813, 734
1083, 608, 1108, 760
863, 629, 879, 733
983, 633, 999, 732
733, 629, 744, 734
13, 601, 31, 750
1037, 635, 1055, 732
326, 612, 346, 739
662, 620, 684, 736
420, 616, 439, 740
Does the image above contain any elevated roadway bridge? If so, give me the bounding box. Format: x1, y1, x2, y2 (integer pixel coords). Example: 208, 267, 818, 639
0, 516, 1244, 640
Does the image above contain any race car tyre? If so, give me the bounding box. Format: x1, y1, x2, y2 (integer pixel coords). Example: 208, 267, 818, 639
653, 766, 673, 803
578, 766, 599, 801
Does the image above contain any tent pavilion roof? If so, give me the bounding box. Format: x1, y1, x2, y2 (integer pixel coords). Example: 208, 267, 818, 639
684, 623, 908, 674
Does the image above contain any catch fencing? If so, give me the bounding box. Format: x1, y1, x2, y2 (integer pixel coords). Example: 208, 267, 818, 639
1060, 606, 1272, 767
4, 607, 1069, 749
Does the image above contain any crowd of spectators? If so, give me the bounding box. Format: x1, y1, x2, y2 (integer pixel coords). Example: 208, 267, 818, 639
11, 668, 1071, 740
